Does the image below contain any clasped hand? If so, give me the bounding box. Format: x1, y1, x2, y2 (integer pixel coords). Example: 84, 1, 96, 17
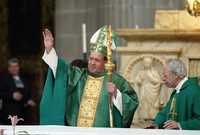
107, 82, 117, 98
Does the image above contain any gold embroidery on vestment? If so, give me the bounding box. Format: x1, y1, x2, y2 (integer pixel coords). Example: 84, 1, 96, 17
77, 75, 104, 127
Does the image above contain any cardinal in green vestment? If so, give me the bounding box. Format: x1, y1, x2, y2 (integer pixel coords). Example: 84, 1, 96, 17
146, 59, 200, 130
40, 26, 139, 127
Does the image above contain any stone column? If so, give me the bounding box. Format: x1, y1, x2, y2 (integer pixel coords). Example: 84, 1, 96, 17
55, 0, 184, 61
55, 0, 99, 61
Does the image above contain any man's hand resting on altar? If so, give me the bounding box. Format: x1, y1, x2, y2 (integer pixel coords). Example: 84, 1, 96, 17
163, 120, 180, 129
43, 28, 54, 53
145, 120, 180, 129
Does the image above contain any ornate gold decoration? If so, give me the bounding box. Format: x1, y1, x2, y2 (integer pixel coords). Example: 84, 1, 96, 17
77, 75, 104, 127
105, 26, 115, 82
105, 25, 115, 128
186, 0, 200, 16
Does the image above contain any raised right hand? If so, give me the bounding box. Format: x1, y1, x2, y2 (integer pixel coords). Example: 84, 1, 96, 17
43, 28, 54, 53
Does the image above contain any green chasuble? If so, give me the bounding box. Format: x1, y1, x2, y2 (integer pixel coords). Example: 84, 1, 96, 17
40, 59, 139, 127
154, 77, 200, 130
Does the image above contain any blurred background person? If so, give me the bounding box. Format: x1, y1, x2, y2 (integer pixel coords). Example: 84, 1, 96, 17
0, 58, 36, 125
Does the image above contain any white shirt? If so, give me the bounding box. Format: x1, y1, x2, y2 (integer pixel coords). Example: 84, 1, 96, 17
175, 77, 188, 93
13, 75, 24, 88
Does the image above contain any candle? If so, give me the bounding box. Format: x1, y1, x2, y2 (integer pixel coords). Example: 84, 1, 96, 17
135, 24, 139, 29
82, 23, 87, 53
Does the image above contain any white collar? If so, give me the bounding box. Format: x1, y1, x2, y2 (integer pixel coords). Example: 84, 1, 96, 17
13, 75, 20, 80
175, 77, 188, 93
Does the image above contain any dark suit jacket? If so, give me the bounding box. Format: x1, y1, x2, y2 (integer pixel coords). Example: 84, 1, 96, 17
0, 72, 31, 124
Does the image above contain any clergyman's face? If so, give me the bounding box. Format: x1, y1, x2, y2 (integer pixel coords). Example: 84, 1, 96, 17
88, 52, 106, 73
162, 64, 177, 88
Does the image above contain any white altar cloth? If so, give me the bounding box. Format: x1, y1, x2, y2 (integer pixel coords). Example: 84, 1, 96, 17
0, 125, 200, 135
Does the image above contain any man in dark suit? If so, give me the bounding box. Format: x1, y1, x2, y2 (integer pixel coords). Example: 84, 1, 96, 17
0, 58, 36, 124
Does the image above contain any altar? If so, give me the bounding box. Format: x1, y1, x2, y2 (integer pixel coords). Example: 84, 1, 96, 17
1, 125, 200, 135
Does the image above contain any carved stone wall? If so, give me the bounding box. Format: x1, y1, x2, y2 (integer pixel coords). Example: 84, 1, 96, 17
155, 10, 200, 29
116, 10, 200, 127
116, 29, 200, 127
54, 0, 185, 61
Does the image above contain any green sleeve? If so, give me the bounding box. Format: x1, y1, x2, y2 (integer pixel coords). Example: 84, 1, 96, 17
112, 105, 123, 127
40, 59, 68, 125
66, 61, 83, 89
180, 90, 200, 130
113, 73, 139, 127
40, 58, 83, 125
153, 100, 171, 128
153, 91, 176, 128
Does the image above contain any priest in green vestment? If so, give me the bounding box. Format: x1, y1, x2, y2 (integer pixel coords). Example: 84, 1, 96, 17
40, 26, 139, 127
146, 59, 200, 130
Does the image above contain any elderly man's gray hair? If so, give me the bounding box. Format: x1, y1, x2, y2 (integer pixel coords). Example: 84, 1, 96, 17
8, 58, 19, 66
167, 59, 187, 78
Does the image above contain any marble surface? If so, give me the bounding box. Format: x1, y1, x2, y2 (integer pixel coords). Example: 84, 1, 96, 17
0, 125, 200, 135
